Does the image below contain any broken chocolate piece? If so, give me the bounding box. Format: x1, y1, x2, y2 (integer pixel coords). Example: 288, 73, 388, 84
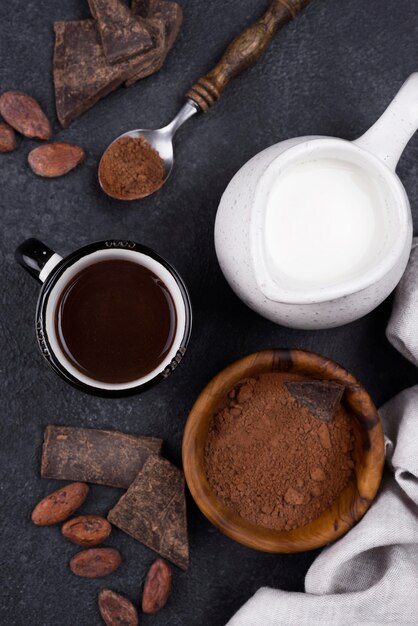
127, 0, 183, 86
41, 425, 162, 488
123, 17, 167, 86
132, 0, 183, 49
54, 20, 124, 127
53, 0, 183, 127
53, 20, 166, 127
88, 0, 153, 64
285, 381, 345, 423
108, 455, 189, 570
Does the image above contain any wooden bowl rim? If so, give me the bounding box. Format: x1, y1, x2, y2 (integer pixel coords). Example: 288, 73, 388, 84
182, 348, 385, 553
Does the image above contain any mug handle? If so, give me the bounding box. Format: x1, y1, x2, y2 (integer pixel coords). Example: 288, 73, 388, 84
353, 73, 418, 171
15, 238, 63, 284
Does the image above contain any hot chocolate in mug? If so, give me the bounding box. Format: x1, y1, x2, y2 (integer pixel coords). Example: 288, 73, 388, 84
16, 238, 192, 396
215, 74, 418, 329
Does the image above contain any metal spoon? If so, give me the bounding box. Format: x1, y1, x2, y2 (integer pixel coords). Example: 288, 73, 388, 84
98, 0, 311, 200
98, 100, 199, 200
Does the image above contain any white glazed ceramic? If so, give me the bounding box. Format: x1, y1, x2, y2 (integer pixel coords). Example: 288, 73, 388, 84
215, 74, 418, 329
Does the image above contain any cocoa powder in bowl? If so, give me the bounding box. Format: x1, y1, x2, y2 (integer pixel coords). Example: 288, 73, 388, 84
203, 373, 354, 531
99, 136, 165, 200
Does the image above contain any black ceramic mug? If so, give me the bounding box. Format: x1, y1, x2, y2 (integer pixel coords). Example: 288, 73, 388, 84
16, 238, 192, 396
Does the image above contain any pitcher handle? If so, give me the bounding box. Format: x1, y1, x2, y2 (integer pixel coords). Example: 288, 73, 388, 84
353, 73, 418, 171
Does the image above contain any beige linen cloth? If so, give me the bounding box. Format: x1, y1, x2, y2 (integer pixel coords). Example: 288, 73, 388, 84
227, 241, 418, 626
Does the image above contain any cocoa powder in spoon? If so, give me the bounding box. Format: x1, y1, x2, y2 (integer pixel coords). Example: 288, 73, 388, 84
204, 373, 354, 531
99, 136, 164, 200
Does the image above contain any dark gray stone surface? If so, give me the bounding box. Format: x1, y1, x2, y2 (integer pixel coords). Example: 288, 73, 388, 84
1, 0, 418, 624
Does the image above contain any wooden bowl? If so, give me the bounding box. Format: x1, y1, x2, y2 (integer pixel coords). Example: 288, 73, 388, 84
182, 349, 385, 553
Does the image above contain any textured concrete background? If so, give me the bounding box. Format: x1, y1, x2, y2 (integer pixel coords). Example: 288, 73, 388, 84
1, 0, 418, 624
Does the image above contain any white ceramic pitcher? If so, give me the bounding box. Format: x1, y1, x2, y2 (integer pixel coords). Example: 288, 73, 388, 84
215, 74, 418, 329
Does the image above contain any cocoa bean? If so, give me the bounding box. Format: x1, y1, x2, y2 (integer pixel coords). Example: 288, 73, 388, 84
0, 122, 16, 152
31, 482, 89, 526
28, 142, 85, 177
0, 91, 52, 139
70, 548, 122, 578
62, 515, 111, 547
98, 589, 138, 626
142, 559, 172, 614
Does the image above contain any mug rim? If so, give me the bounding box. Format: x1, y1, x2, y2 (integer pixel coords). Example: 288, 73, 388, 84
35, 240, 192, 397
251, 136, 412, 305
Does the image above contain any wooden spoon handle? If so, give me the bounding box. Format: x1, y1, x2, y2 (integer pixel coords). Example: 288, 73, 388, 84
186, 0, 311, 112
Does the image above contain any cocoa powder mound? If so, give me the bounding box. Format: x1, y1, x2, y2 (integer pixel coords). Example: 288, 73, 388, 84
204, 373, 354, 531
99, 136, 165, 200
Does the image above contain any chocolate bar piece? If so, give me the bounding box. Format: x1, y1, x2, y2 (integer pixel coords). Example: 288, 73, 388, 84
132, 0, 183, 49
126, 0, 183, 86
41, 425, 162, 488
108, 455, 189, 570
285, 381, 345, 423
53, 19, 167, 127
88, 0, 153, 64
54, 20, 125, 127
123, 16, 167, 86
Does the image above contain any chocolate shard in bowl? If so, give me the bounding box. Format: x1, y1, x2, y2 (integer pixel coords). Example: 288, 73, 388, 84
126, 0, 183, 86
53, 19, 166, 127
88, 0, 153, 64
285, 380, 345, 423
41, 425, 162, 488
108, 455, 189, 570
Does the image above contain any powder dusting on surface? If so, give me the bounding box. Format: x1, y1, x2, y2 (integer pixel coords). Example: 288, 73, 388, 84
204, 373, 354, 531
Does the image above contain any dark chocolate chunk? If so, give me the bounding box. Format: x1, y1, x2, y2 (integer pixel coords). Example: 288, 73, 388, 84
132, 0, 183, 50
123, 17, 167, 87
285, 381, 345, 423
126, 0, 183, 86
88, 0, 153, 64
108, 455, 189, 570
54, 20, 124, 127
53, 20, 166, 127
41, 425, 162, 489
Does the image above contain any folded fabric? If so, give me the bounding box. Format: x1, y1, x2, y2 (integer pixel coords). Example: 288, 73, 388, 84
387, 238, 418, 367
227, 243, 418, 626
